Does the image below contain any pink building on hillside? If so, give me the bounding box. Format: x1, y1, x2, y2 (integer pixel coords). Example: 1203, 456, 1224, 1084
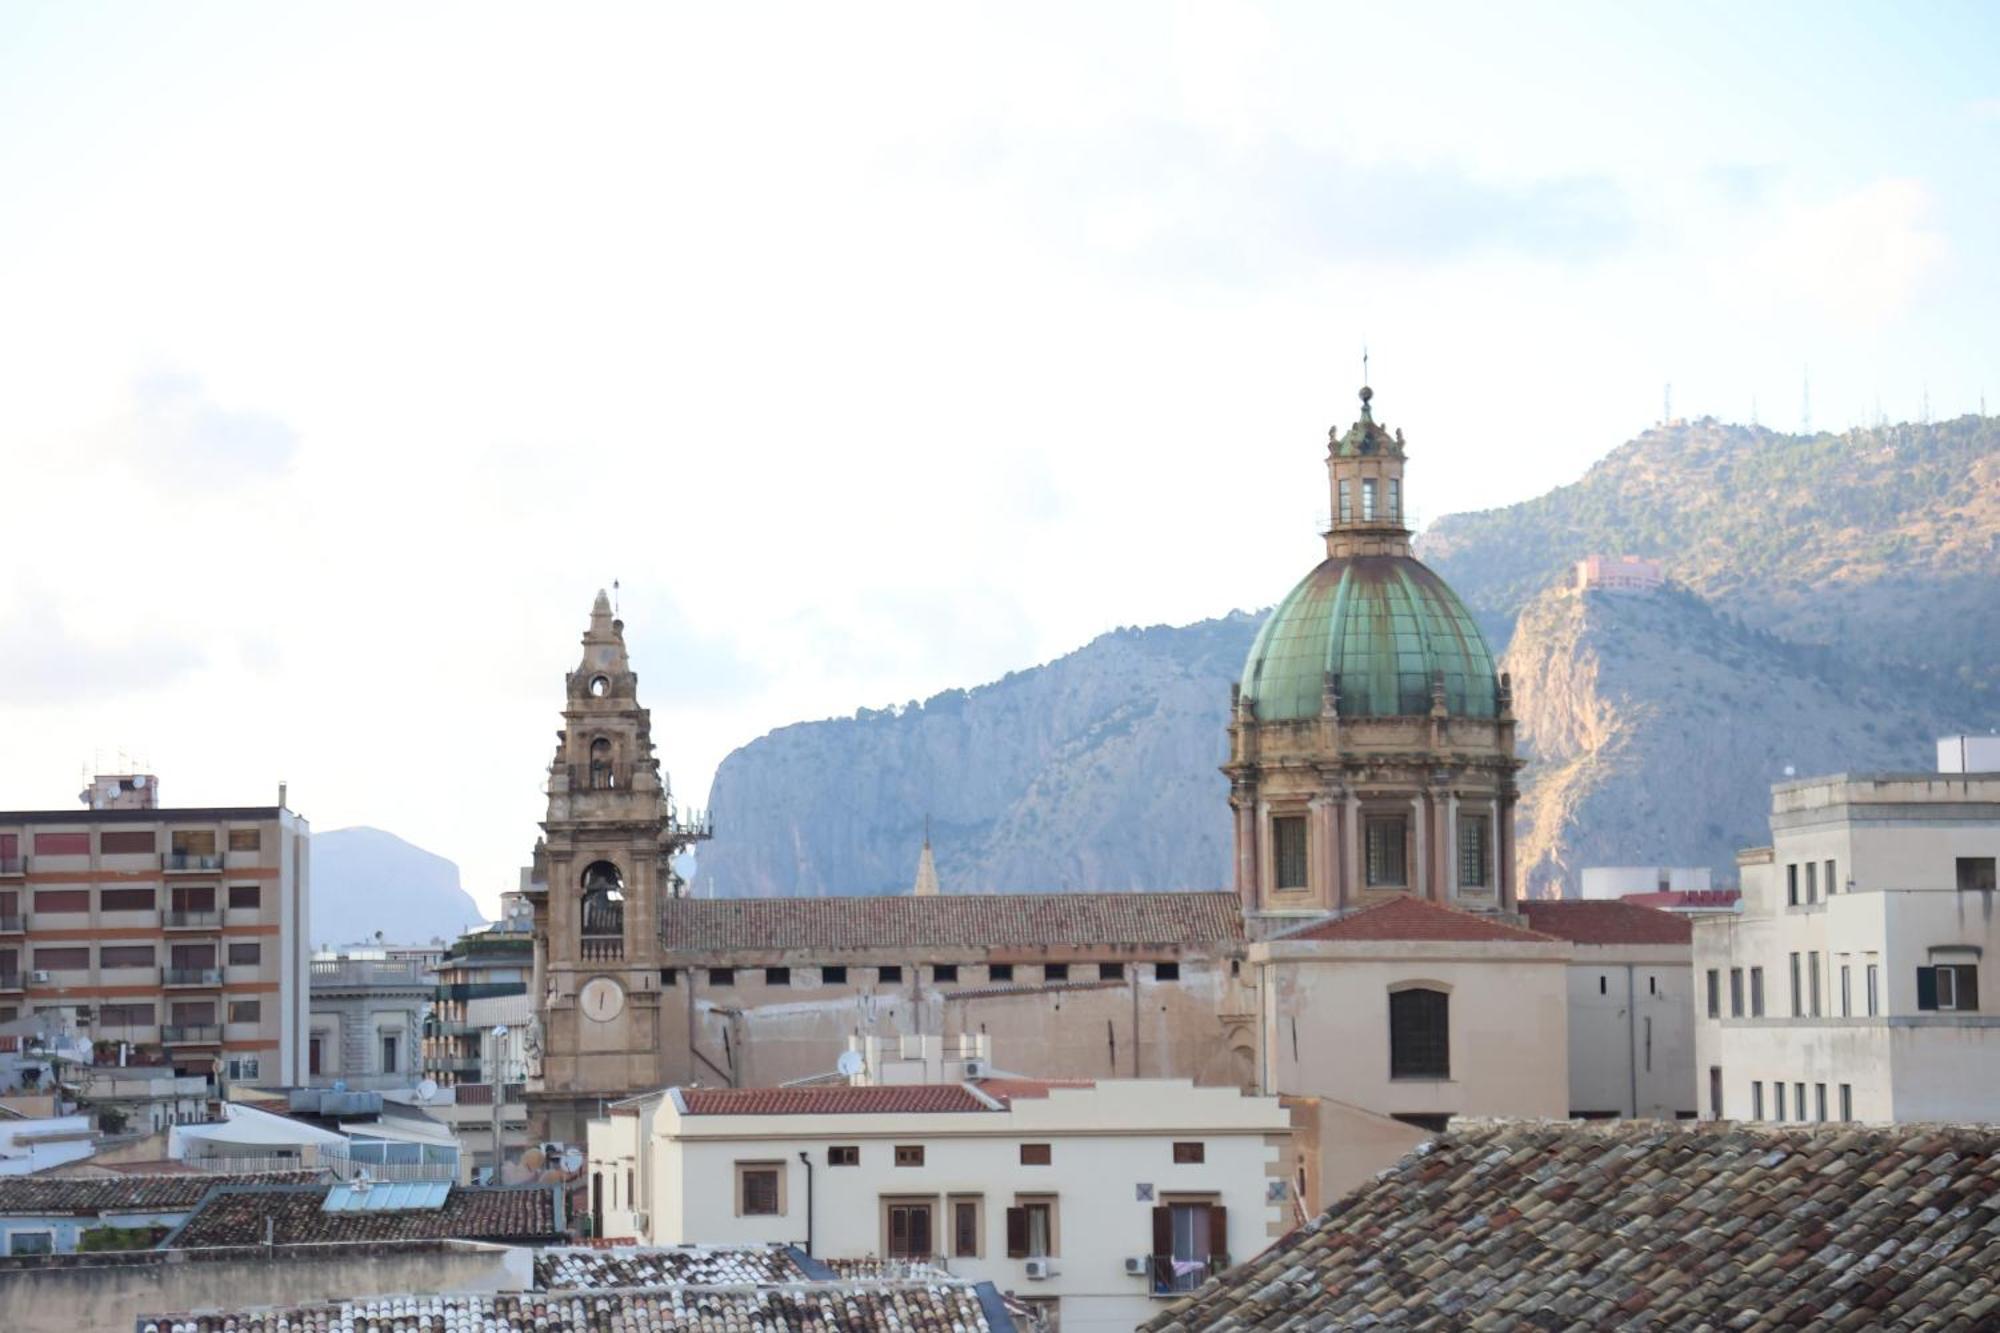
1576, 554, 1665, 592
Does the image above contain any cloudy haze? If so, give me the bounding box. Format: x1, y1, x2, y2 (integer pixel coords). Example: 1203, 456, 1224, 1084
3, 3, 1995, 913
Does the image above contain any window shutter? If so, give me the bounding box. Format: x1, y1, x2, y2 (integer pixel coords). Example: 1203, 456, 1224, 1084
1916, 966, 1938, 1011
1960, 965, 1979, 1011
1151, 1204, 1171, 1258
1006, 1206, 1029, 1258
1206, 1203, 1228, 1266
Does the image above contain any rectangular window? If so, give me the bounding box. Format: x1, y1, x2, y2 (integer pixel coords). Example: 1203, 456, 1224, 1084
1790, 954, 1803, 1015
1958, 856, 1998, 893
1840, 965, 1852, 1017
1044, 963, 1069, 982
877, 965, 903, 984
1786, 864, 1798, 906
379, 1034, 400, 1073
1774, 1082, 1787, 1120
1097, 962, 1123, 981
1729, 969, 1744, 1018
33, 946, 89, 971
828, 1145, 859, 1167
228, 828, 261, 852
987, 963, 1013, 983
100, 887, 155, 911
32, 832, 88, 857
1338, 478, 1352, 522
1824, 859, 1837, 895
1388, 476, 1401, 521
894, 1144, 925, 1167
1750, 967, 1765, 1017
229, 999, 262, 1024
6, 1232, 53, 1256
1362, 476, 1378, 520
738, 1163, 781, 1216
1918, 964, 1980, 1012
1809, 954, 1822, 1016
1804, 861, 1817, 904
820, 965, 847, 984
98, 945, 154, 969
1457, 815, 1490, 889
1364, 816, 1408, 887
1705, 970, 1720, 1019
887, 1201, 933, 1259
1708, 1067, 1722, 1119
1751, 1081, 1764, 1120
34, 889, 89, 914
1794, 1082, 1806, 1121
1839, 1084, 1852, 1120
764, 966, 791, 986
1272, 815, 1308, 891
1007, 1199, 1057, 1258
228, 885, 261, 910
1172, 1141, 1205, 1164
1020, 1143, 1052, 1166
100, 830, 155, 854
99, 1002, 153, 1027
708, 968, 735, 986
1389, 987, 1450, 1079
1814, 1083, 1827, 1122
170, 886, 216, 913
227, 941, 261, 966
952, 1196, 981, 1258
1154, 961, 1179, 981
932, 964, 959, 983
1866, 963, 1879, 1016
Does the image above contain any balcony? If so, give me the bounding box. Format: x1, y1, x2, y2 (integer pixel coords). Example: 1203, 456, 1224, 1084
565, 762, 637, 792
0, 915, 22, 933
163, 852, 224, 874
427, 1054, 483, 1075
0, 857, 23, 877
164, 968, 223, 987
309, 958, 432, 988
164, 909, 221, 930
162, 1024, 222, 1045
0, 971, 20, 993
581, 936, 624, 962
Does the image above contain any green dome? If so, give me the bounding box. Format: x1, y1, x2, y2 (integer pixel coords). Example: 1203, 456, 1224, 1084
1241, 555, 1498, 721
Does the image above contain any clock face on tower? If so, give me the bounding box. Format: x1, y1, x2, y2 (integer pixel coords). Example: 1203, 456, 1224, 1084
579, 976, 626, 1023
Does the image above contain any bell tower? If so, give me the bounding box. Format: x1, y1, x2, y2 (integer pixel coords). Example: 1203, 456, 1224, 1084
525, 590, 710, 1145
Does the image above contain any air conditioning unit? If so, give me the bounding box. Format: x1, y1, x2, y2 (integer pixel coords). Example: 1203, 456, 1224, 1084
962, 1059, 986, 1078
29, 971, 50, 984
1123, 1256, 1149, 1276
1024, 1257, 1056, 1280
630, 1211, 648, 1231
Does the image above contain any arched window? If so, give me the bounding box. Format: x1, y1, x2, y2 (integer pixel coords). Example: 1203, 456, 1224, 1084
589, 738, 615, 789
580, 861, 624, 936
1389, 986, 1449, 1079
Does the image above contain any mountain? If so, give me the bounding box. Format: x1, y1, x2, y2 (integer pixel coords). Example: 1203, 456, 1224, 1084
310, 826, 487, 947
694, 616, 1254, 897
694, 415, 1999, 900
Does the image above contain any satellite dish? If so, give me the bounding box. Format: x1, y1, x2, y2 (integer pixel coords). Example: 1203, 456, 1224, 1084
492, 1024, 509, 1038
559, 1147, 584, 1173
835, 1050, 865, 1078
415, 1079, 440, 1103
132, 775, 147, 788
331, 1080, 348, 1093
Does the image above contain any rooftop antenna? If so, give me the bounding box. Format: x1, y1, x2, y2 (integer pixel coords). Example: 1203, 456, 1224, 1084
1663, 382, 1672, 424
611, 579, 620, 616
1361, 342, 1370, 388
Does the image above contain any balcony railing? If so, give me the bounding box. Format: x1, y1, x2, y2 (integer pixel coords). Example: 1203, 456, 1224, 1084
162, 1024, 222, 1044
164, 909, 221, 929
427, 1054, 483, 1075
580, 936, 624, 962
164, 967, 222, 987
163, 852, 224, 873
0, 915, 23, 933
566, 762, 637, 792
1149, 1253, 1230, 1296
309, 959, 432, 987
0, 857, 24, 876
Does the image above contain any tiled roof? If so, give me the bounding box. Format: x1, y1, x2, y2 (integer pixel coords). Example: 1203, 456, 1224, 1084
0, 1171, 322, 1216
166, 1183, 561, 1247
1282, 896, 1557, 944
975, 1078, 1094, 1106
945, 978, 1129, 1001
1142, 1120, 2000, 1332
659, 891, 1243, 954
1521, 898, 1694, 945
821, 1257, 955, 1281
679, 1085, 994, 1116
536, 1245, 812, 1289
144, 1282, 1008, 1332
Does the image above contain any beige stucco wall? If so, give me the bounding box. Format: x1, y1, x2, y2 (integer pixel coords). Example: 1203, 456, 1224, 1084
1253, 939, 1570, 1122
1563, 944, 1696, 1118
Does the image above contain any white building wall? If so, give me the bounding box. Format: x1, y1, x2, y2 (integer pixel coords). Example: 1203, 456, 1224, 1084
1562, 946, 1696, 1118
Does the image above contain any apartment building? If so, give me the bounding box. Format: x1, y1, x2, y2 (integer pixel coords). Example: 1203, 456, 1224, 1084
1695, 760, 2000, 1124
307, 949, 433, 1091
589, 1077, 1289, 1333
0, 776, 310, 1090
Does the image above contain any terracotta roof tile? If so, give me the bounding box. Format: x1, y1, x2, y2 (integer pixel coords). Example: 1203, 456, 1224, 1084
660, 891, 1242, 954
1283, 896, 1557, 944
0, 1172, 323, 1217
1521, 899, 1694, 945
679, 1084, 995, 1116
166, 1183, 562, 1247
1141, 1120, 2000, 1331
974, 1077, 1094, 1106
536, 1245, 811, 1288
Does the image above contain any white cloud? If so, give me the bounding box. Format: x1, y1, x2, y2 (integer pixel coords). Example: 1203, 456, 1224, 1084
1733, 179, 1947, 326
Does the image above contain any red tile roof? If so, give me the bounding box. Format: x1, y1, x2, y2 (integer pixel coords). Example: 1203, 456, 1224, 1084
659, 891, 1243, 954
1521, 899, 1694, 945
1284, 896, 1557, 944
0, 1172, 324, 1217
166, 1183, 562, 1247
679, 1085, 995, 1116
975, 1078, 1093, 1106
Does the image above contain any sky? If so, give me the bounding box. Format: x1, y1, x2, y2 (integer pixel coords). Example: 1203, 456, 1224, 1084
2, 3, 1996, 914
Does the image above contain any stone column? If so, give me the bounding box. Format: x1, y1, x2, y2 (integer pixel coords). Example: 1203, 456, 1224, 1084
1310, 794, 1337, 912
1343, 791, 1361, 908
1409, 794, 1428, 901
1496, 795, 1515, 909
1232, 792, 1258, 912
1445, 792, 1460, 900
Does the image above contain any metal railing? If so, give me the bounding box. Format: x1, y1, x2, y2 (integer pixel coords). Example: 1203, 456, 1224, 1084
0, 915, 22, 933
566, 762, 636, 792
309, 959, 432, 987
0, 972, 20, 991
164, 967, 222, 987
163, 852, 224, 872
164, 909, 221, 929
1149, 1253, 1230, 1296
162, 1024, 222, 1044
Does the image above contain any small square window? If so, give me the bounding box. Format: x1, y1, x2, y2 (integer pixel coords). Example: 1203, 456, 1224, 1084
764, 966, 791, 986
821, 965, 848, 984
1154, 961, 1180, 981
1172, 1141, 1205, 1164
738, 1164, 781, 1215
894, 1144, 925, 1167
1958, 857, 1997, 893
933, 964, 959, 983
828, 1145, 859, 1167
228, 884, 261, 910
228, 828, 261, 852
659, 968, 678, 986
988, 963, 1014, 983
1019, 1142, 1051, 1165
227, 941, 262, 966
1097, 962, 1123, 981
709, 968, 735, 986
1044, 963, 1069, 983
877, 965, 903, 984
